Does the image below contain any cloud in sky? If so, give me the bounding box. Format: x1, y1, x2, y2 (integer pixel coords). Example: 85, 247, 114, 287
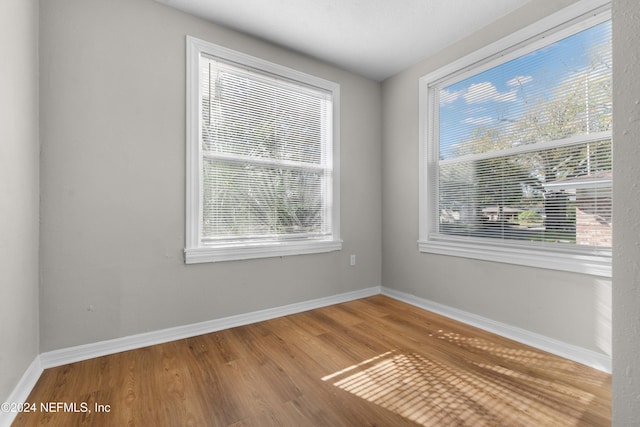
462, 116, 495, 125
463, 82, 517, 104
440, 89, 463, 104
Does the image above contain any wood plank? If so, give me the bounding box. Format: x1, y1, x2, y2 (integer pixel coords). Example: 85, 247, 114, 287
12, 296, 610, 426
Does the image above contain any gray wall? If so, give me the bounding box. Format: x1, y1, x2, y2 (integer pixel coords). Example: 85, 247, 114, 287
38, 0, 382, 351
612, 0, 640, 424
381, 0, 612, 355
0, 0, 40, 401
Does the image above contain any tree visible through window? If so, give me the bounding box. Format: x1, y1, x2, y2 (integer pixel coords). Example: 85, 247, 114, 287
419, 7, 612, 276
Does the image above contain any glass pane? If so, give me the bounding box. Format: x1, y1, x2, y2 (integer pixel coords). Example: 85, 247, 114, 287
201, 60, 329, 165
202, 159, 328, 239
438, 20, 612, 161
438, 140, 612, 247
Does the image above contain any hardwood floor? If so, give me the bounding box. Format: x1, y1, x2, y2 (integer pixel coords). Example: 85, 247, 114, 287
13, 296, 611, 426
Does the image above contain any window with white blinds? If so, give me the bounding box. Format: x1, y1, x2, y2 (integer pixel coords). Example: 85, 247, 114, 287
185, 37, 341, 263
419, 4, 612, 276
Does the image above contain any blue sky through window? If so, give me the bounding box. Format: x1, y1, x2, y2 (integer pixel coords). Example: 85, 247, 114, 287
438, 20, 611, 160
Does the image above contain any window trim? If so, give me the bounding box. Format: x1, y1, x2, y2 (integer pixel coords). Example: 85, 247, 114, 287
418, 0, 612, 277
185, 36, 341, 264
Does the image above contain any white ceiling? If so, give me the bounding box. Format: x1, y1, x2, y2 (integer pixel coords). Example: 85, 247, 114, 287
157, 0, 530, 81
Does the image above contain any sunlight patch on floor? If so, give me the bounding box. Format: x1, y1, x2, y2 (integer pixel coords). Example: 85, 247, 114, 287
322, 344, 592, 426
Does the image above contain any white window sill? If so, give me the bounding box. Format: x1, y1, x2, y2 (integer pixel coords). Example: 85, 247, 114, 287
185, 239, 342, 264
418, 238, 611, 277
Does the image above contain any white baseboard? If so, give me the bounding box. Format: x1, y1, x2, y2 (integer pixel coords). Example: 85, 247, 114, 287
40, 286, 381, 369
0, 356, 43, 427
381, 286, 611, 373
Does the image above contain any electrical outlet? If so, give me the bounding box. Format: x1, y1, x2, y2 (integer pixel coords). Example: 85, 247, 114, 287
350, 254, 356, 266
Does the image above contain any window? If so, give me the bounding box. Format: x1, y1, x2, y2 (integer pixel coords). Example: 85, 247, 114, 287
185, 37, 341, 263
419, 3, 612, 276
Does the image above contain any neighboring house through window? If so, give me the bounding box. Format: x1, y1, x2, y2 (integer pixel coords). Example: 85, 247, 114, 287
419, 1, 612, 276
185, 37, 341, 263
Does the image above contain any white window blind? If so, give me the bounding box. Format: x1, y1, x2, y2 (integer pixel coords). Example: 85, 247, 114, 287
419, 6, 612, 276
201, 58, 334, 241
185, 37, 341, 263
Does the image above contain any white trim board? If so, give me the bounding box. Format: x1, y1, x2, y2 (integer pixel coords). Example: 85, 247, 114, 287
381, 287, 611, 373
39, 286, 381, 369
0, 357, 43, 427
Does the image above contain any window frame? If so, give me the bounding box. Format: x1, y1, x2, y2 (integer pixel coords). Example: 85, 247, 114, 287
418, 1, 612, 277
185, 36, 341, 264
